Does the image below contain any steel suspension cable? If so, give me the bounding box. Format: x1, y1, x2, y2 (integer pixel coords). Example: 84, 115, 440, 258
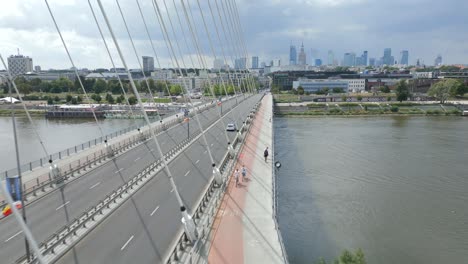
87, 0, 136, 121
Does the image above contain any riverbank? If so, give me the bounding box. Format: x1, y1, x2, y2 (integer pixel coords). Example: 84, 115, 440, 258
0, 109, 45, 117
274, 102, 464, 117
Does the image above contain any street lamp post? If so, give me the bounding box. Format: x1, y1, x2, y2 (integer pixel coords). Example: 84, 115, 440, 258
6, 77, 31, 260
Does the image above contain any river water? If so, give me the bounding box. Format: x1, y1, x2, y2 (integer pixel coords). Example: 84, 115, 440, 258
274, 116, 468, 264
0, 116, 144, 173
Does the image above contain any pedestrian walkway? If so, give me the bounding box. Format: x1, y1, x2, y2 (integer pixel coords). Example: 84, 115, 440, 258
208, 93, 286, 264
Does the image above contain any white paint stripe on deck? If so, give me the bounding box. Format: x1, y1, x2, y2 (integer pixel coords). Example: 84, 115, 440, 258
89, 182, 101, 190
115, 168, 124, 174
184, 170, 190, 177
4, 231, 23, 243
120, 235, 134, 251
150, 206, 160, 216
56, 201, 70, 211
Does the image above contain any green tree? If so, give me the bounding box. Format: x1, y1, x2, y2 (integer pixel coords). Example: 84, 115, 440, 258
94, 94, 102, 103
106, 93, 115, 104
93, 79, 107, 94
47, 98, 54, 105
77, 96, 83, 103
341, 95, 347, 102
128, 96, 137, 105
271, 84, 280, 94
71, 97, 78, 105
449, 79, 466, 96
357, 95, 363, 101
108, 80, 121, 95
54, 96, 61, 102
297, 86, 305, 95
155, 80, 167, 93
17, 83, 32, 95
332, 88, 345, 93
395, 80, 410, 102
116, 95, 123, 104
66, 94, 73, 103
380, 85, 391, 93
170, 84, 183, 96
227, 85, 235, 95
428, 79, 460, 103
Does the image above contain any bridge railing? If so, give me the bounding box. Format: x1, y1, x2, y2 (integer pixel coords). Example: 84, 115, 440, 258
0, 99, 220, 182
166, 95, 263, 264
0, 100, 224, 209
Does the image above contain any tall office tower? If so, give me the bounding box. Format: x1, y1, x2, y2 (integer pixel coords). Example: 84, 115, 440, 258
142, 56, 154, 72
7, 54, 33, 76
213, 59, 224, 70
343, 52, 356, 67
298, 42, 307, 65
369, 58, 376, 67
361, 51, 368, 66
251, 56, 259, 69
434, 55, 443, 66
289, 45, 297, 65
382, 48, 394, 65
400, 50, 409, 65
327, 50, 334, 66
235, 57, 247, 69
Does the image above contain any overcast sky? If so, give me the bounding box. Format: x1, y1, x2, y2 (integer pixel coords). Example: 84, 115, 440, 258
1, 0, 467, 70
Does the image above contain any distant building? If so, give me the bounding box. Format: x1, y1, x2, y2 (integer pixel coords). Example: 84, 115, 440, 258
327, 50, 334, 66
142, 56, 154, 72
234, 57, 247, 69
34, 65, 41, 72
343, 53, 356, 67
400, 50, 409, 65
298, 43, 307, 65
382, 48, 394, 65
315, 59, 322, 66
8, 54, 33, 76
260, 62, 266, 68
289, 45, 297, 65
293, 78, 366, 93
360, 51, 368, 66
273, 59, 281, 67
434, 55, 443, 66
251, 56, 259, 69
213, 58, 224, 70
369, 58, 376, 67
151, 69, 173, 80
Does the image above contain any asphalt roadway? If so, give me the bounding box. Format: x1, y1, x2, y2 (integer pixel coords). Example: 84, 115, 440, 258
0, 93, 260, 264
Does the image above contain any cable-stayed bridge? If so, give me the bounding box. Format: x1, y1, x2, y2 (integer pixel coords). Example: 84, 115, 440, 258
0, 1, 287, 263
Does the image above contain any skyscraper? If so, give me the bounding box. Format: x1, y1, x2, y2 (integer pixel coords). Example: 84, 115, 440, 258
382, 48, 394, 65
400, 50, 409, 65
361, 51, 368, 66
327, 50, 334, 66
343, 53, 356, 67
142, 56, 154, 72
298, 42, 307, 65
434, 55, 442, 66
289, 45, 297, 65
369, 58, 376, 67
235, 57, 247, 69
315, 59, 322, 66
7, 54, 33, 76
251, 56, 259, 69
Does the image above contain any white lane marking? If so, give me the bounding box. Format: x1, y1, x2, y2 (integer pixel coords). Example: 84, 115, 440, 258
4, 231, 23, 243
204, 150, 207, 154
115, 168, 124, 174
134, 157, 141, 162
56, 201, 70, 211
89, 182, 101, 190
120, 235, 134, 251
195, 160, 200, 164
211, 143, 214, 147
170, 188, 174, 193
150, 148, 154, 152
184, 170, 190, 177
150, 206, 160, 216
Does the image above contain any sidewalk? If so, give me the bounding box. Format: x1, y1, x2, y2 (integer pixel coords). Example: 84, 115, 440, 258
208, 94, 286, 264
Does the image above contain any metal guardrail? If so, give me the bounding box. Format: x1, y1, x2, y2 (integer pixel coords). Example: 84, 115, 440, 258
0, 99, 228, 209
14, 94, 251, 263
168, 95, 263, 264
270, 97, 290, 264
0, 100, 220, 181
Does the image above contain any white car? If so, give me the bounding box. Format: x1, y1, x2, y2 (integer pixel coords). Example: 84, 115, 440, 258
226, 123, 237, 131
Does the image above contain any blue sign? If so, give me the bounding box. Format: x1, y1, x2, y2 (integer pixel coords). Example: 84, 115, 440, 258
6, 177, 21, 202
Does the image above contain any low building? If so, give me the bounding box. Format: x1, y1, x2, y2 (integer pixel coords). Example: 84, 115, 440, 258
293, 79, 348, 93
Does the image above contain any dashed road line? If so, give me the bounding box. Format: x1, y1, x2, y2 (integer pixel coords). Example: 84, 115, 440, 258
89, 182, 101, 190
184, 170, 190, 177
4, 231, 22, 243
120, 235, 134, 251
56, 201, 70, 211
115, 168, 124, 174
150, 205, 160, 216
195, 159, 200, 164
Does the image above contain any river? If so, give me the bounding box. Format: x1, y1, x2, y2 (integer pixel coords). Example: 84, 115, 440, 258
274, 116, 468, 264
0, 116, 145, 173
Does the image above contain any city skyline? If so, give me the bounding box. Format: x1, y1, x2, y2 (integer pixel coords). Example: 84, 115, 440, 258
0, 1, 467, 69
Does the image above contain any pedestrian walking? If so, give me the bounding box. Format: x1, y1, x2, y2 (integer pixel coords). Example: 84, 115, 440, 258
241, 165, 247, 180
234, 169, 240, 187
264, 147, 269, 162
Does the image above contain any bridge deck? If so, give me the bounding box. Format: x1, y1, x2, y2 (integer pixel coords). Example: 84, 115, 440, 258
208, 94, 286, 264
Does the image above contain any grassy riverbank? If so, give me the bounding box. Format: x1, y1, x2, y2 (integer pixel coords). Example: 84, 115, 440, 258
0, 109, 45, 117
275, 102, 463, 117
